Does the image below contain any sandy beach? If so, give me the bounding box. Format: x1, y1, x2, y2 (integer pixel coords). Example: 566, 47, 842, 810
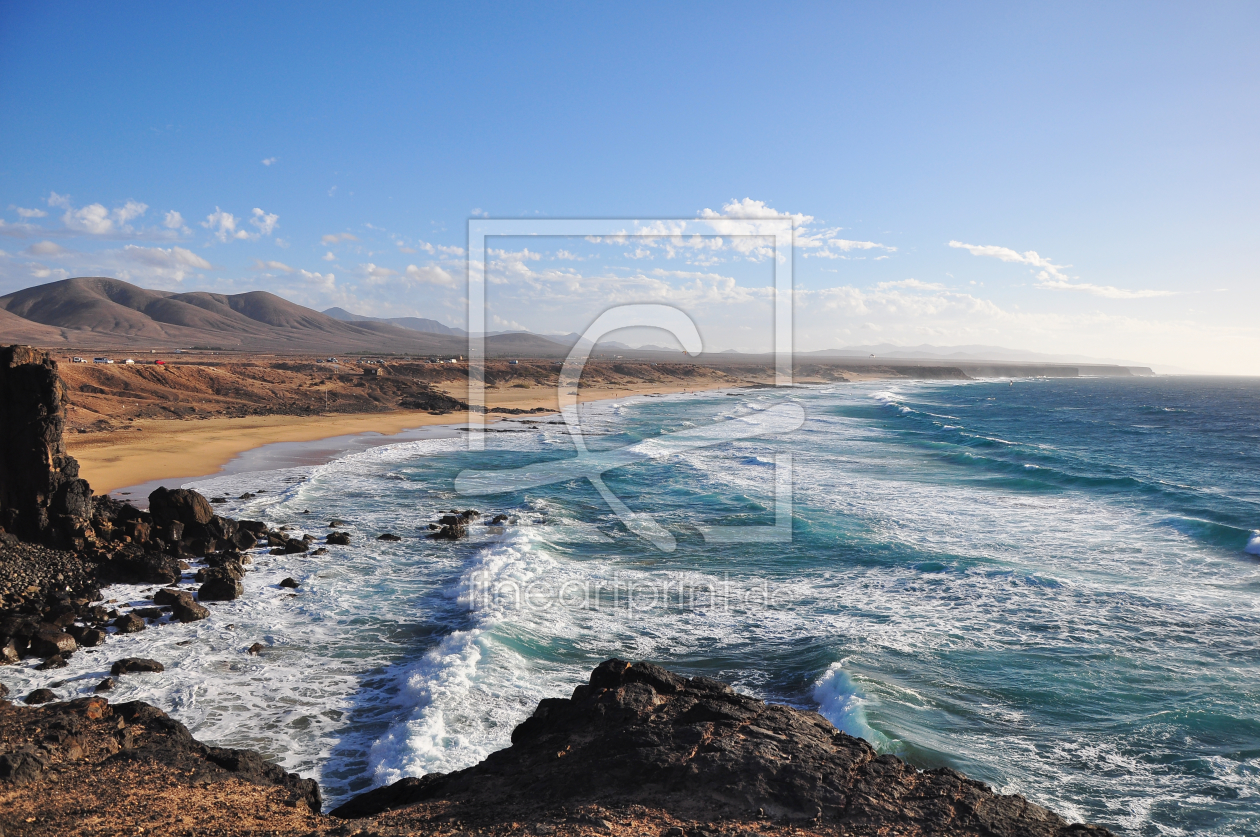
68, 380, 736, 493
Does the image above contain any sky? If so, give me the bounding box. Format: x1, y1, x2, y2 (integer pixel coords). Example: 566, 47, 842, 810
1, 2, 1257, 373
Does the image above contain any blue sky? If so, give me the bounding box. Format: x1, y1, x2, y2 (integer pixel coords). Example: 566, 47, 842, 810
1, 2, 1257, 372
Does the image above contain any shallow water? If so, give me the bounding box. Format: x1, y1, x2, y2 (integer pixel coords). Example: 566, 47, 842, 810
8, 377, 1260, 836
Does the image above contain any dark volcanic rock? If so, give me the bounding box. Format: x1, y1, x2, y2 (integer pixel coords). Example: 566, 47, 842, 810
110, 657, 165, 676
334, 659, 1111, 837
147, 486, 214, 528
171, 592, 210, 622
112, 612, 146, 633
0, 696, 320, 810
29, 624, 76, 658
376, 532, 402, 541
198, 569, 244, 601
0, 346, 94, 546
24, 688, 55, 704
278, 577, 299, 589
326, 531, 351, 545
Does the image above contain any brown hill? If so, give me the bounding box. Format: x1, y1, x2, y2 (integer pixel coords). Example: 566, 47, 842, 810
0, 277, 568, 355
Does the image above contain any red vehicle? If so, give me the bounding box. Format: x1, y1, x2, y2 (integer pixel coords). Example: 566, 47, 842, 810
153, 359, 165, 365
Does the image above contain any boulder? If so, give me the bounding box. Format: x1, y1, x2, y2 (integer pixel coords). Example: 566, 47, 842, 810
278, 577, 299, 589
198, 570, 243, 601
377, 533, 402, 542
283, 537, 308, 554
29, 625, 76, 658
24, 688, 55, 704
166, 591, 210, 622
326, 531, 351, 545
110, 657, 165, 676
147, 486, 213, 528
95, 677, 114, 692
112, 613, 146, 633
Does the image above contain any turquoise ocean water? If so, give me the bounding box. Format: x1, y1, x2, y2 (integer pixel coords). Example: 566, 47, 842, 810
8, 377, 1259, 835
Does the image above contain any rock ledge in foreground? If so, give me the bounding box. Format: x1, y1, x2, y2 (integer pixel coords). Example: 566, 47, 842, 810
334, 658, 1112, 836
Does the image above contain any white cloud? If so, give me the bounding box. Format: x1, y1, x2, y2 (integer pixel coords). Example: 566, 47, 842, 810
163, 210, 186, 230
322, 251, 336, 261
360, 263, 398, 284
404, 264, 457, 286
25, 241, 64, 256
202, 208, 250, 242
113, 200, 147, 225
299, 269, 337, 293
253, 259, 294, 273
414, 240, 465, 256
949, 240, 1172, 298
11, 206, 47, 219
1034, 276, 1176, 299
948, 240, 1070, 280
46, 192, 72, 209
250, 207, 279, 236
108, 245, 212, 282
321, 232, 359, 245
261, 157, 277, 166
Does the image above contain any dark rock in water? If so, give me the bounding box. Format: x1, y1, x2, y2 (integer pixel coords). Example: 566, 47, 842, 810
377, 533, 402, 541
282, 537, 308, 554
237, 519, 267, 537
110, 657, 165, 676
0, 638, 19, 664
491, 513, 509, 524
326, 531, 350, 545
328, 519, 347, 527
35, 653, 68, 669
95, 677, 114, 692
29, 624, 76, 658
311, 547, 328, 555
248, 642, 265, 655
148, 486, 214, 528
112, 612, 146, 633
171, 593, 210, 623
68, 624, 107, 647
333, 659, 1113, 837
199, 569, 244, 601
0, 346, 95, 547
278, 577, 299, 589
104, 546, 182, 585
24, 688, 55, 704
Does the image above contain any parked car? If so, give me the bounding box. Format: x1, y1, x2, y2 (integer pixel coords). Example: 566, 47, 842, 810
71, 356, 84, 363
92, 357, 113, 364
154, 359, 165, 365
123, 358, 135, 365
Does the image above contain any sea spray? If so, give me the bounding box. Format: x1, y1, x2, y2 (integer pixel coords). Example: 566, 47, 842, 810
812, 662, 887, 747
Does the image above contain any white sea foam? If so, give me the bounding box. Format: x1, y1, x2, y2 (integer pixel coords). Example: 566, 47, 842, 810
1246, 531, 1260, 555
812, 662, 886, 745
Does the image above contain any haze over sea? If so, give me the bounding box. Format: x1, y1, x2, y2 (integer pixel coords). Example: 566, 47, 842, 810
12, 377, 1260, 835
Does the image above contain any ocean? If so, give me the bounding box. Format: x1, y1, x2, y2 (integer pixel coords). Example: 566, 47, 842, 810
9, 377, 1260, 836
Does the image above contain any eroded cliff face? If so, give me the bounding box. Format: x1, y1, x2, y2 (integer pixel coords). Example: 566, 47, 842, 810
0, 346, 93, 547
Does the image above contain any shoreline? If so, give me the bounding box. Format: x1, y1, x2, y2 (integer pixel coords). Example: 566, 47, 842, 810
78, 380, 740, 498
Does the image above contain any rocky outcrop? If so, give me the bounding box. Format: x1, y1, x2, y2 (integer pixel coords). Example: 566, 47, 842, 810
0, 346, 93, 547
0, 696, 322, 834
336, 659, 1112, 836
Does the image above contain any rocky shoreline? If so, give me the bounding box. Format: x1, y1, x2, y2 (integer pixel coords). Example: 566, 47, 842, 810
0, 345, 1114, 836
